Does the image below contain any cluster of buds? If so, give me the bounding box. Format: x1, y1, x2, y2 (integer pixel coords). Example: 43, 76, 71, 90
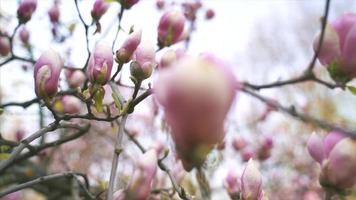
130, 41, 156, 82
224, 159, 267, 200
119, 0, 140, 9
314, 13, 356, 84
232, 135, 273, 162
33, 49, 63, 101
0, 36, 10, 57
65, 68, 86, 88
157, 10, 186, 47
91, 0, 109, 33
154, 54, 236, 171
17, 0, 37, 24
307, 131, 356, 190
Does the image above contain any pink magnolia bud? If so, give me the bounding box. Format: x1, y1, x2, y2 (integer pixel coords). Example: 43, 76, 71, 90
314, 13, 356, 82
19, 27, 30, 44
0, 37, 10, 56
126, 150, 157, 200
54, 95, 82, 114
323, 131, 346, 157
159, 49, 186, 69
17, 0, 37, 23
157, 10, 185, 47
131, 41, 156, 81
205, 9, 215, 20
120, 0, 139, 9
87, 41, 113, 85
241, 159, 262, 200
156, 0, 165, 10
34, 49, 63, 99
232, 135, 247, 151
48, 3, 60, 24
224, 169, 240, 198
65, 69, 86, 88
91, 0, 109, 22
323, 138, 356, 189
241, 147, 256, 162
115, 29, 142, 63
154, 54, 236, 171
307, 132, 325, 164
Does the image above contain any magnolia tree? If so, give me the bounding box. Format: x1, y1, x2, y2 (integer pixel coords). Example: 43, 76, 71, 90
0, 0, 355, 200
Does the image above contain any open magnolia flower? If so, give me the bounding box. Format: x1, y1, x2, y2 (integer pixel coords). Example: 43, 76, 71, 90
154, 54, 236, 171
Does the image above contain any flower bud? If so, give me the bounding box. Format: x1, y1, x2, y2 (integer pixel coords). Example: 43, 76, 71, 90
65, 69, 86, 88
119, 0, 139, 9
19, 27, 30, 44
115, 29, 142, 63
54, 95, 82, 114
48, 3, 60, 24
241, 147, 255, 162
154, 54, 236, 171
205, 9, 215, 20
0, 37, 10, 56
34, 49, 63, 99
156, 0, 165, 10
159, 50, 176, 69
232, 135, 247, 151
158, 10, 185, 47
131, 41, 156, 81
224, 169, 240, 198
314, 13, 356, 83
17, 0, 37, 24
307, 132, 325, 164
91, 0, 109, 22
87, 41, 113, 85
241, 159, 262, 200
323, 138, 356, 189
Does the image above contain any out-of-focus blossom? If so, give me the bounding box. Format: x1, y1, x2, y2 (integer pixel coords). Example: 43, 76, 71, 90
157, 10, 186, 47
34, 49, 63, 100
120, 0, 139, 9
19, 27, 30, 44
224, 169, 240, 198
87, 41, 113, 85
65, 69, 86, 88
115, 29, 142, 63
91, 0, 109, 22
159, 49, 185, 69
48, 2, 60, 24
314, 13, 356, 83
232, 135, 247, 151
205, 9, 215, 20
258, 136, 273, 161
54, 95, 82, 114
241, 159, 263, 200
156, 0, 165, 10
130, 41, 156, 81
17, 0, 37, 23
0, 37, 10, 56
241, 147, 255, 162
154, 54, 236, 171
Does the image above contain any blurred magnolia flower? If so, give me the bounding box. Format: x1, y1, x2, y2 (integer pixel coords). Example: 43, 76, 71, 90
65, 69, 86, 88
91, 0, 109, 22
232, 135, 247, 151
87, 41, 113, 85
314, 13, 356, 83
157, 10, 186, 47
19, 26, 30, 44
241, 159, 263, 200
48, 2, 60, 24
257, 135, 273, 161
205, 8, 215, 20
241, 147, 256, 162
54, 95, 82, 114
17, 0, 37, 23
156, 0, 164, 10
115, 29, 142, 63
154, 54, 236, 171
159, 49, 186, 69
34, 49, 62, 100
120, 0, 140, 9
224, 169, 240, 199
0, 37, 10, 56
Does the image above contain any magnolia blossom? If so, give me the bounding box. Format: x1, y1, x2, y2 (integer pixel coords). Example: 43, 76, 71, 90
34, 49, 63, 99
19, 27, 30, 44
17, 0, 37, 23
116, 29, 142, 63
91, 0, 109, 22
48, 2, 60, 24
157, 10, 186, 46
120, 0, 140, 9
0, 37, 10, 56
232, 135, 247, 151
54, 96, 82, 114
154, 54, 236, 170
159, 49, 185, 69
314, 13, 356, 82
257, 136, 273, 160
130, 41, 156, 81
205, 9, 215, 20
65, 69, 86, 88
87, 41, 113, 85
224, 169, 240, 198
307, 132, 356, 189
241, 159, 263, 200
